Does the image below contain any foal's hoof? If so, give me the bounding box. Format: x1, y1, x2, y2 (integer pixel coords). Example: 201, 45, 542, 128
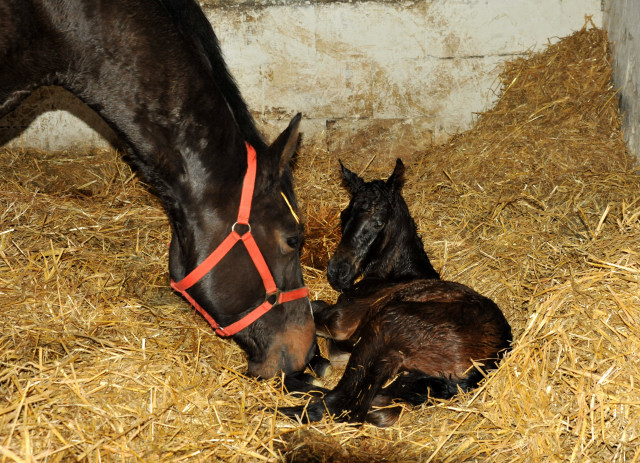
276, 405, 309, 422
308, 355, 332, 378
277, 402, 325, 423
282, 372, 328, 396
365, 405, 402, 428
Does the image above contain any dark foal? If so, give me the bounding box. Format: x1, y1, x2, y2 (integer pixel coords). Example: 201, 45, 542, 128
0, 0, 316, 379
280, 159, 512, 426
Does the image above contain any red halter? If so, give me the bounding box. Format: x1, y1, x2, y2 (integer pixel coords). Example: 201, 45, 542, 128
170, 142, 309, 337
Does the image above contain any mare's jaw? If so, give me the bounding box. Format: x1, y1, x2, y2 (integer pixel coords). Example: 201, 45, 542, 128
243, 313, 317, 378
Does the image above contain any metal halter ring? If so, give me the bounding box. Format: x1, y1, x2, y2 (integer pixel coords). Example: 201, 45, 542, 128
265, 289, 281, 306
231, 221, 251, 235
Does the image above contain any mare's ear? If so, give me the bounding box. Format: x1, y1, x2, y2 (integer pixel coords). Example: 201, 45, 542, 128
339, 160, 364, 193
386, 158, 405, 192
267, 113, 302, 177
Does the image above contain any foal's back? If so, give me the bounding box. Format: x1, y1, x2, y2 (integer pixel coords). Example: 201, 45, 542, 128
342, 279, 511, 372
317, 279, 511, 364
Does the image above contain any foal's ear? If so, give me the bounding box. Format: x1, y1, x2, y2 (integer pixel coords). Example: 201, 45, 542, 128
386, 158, 406, 192
339, 160, 364, 192
267, 113, 302, 176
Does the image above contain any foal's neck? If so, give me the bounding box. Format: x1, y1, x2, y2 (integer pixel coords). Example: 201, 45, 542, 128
364, 201, 439, 283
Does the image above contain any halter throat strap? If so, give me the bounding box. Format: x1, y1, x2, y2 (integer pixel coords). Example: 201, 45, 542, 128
170, 142, 309, 337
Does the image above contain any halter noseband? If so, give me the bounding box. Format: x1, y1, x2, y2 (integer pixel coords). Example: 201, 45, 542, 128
170, 142, 309, 337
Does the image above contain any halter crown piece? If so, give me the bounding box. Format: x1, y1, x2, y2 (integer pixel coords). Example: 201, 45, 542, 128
170, 142, 309, 337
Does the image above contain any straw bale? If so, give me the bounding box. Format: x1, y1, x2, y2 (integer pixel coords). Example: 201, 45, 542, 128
1, 23, 640, 461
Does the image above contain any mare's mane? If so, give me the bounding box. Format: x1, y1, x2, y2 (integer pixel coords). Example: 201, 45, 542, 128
157, 0, 267, 151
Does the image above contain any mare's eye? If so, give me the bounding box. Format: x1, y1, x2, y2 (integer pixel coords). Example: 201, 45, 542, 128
374, 219, 384, 229
286, 236, 300, 249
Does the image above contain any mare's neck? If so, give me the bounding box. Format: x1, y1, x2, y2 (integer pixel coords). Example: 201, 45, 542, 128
111, 89, 247, 212
49, 0, 251, 206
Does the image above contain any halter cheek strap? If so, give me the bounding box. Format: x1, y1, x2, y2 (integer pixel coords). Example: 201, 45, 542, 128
170, 142, 309, 337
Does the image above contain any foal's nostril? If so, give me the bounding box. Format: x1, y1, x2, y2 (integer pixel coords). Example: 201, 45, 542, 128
338, 262, 351, 278
327, 260, 339, 281
327, 261, 337, 280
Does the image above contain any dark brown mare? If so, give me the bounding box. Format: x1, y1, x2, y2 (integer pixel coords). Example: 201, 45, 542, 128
0, 0, 317, 379
280, 159, 512, 426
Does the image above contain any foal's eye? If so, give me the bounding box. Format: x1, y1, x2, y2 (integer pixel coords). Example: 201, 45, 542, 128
374, 219, 385, 229
286, 236, 300, 249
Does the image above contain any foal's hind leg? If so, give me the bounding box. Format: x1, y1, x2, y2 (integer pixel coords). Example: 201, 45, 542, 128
317, 341, 402, 423
279, 330, 401, 424
363, 371, 434, 427
365, 368, 489, 427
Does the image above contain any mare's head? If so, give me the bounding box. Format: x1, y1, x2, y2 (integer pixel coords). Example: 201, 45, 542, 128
327, 158, 417, 291
168, 115, 315, 378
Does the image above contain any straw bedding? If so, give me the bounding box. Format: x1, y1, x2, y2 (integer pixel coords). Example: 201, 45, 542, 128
1, 24, 639, 461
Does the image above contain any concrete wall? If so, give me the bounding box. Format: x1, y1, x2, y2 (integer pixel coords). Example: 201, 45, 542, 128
605, 0, 640, 160
0, 0, 603, 163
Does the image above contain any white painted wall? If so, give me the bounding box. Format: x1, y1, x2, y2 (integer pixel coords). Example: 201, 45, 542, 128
0, 0, 603, 159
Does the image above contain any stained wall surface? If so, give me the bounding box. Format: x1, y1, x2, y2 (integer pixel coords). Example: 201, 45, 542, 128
605, 0, 640, 159
0, 0, 603, 163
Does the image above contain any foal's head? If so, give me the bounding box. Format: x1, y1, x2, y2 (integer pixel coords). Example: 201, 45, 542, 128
327, 159, 406, 290
327, 159, 438, 291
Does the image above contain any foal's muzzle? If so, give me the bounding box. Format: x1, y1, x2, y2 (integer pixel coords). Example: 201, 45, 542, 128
327, 256, 356, 291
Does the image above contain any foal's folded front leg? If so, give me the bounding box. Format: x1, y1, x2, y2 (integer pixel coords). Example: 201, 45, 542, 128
281, 343, 331, 394
311, 299, 331, 317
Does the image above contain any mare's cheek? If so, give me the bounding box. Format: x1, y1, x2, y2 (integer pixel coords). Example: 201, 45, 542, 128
168, 238, 186, 280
